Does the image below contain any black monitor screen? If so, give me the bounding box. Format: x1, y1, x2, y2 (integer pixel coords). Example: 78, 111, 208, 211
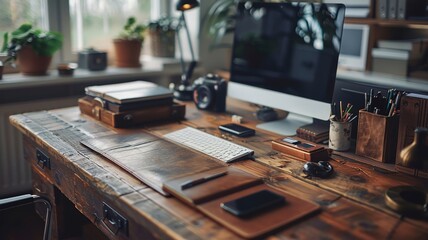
230, 2, 345, 103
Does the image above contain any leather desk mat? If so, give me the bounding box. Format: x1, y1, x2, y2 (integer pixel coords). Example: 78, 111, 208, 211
198, 184, 320, 239
80, 131, 226, 196
81, 131, 320, 238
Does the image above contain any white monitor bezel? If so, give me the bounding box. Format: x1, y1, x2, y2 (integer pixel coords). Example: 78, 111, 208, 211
227, 82, 331, 135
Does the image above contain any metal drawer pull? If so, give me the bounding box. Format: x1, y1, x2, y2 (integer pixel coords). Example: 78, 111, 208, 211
94, 202, 128, 236
36, 149, 51, 169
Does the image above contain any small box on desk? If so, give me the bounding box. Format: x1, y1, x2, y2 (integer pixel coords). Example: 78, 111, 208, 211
78, 97, 185, 128
271, 138, 329, 162
356, 110, 399, 163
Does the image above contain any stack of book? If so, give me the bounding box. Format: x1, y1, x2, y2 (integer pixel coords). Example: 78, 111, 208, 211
372, 39, 428, 76
296, 121, 329, 143
79, 81, 185, 127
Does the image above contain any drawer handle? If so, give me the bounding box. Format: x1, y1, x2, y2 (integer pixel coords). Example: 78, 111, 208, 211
94, 202, 128, 236
36, 149, 51, 169
94, 212, 120, 236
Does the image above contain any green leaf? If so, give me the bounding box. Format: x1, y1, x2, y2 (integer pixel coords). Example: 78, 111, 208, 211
124, 17, 136, 31
11, 23, 32, 35
1, 33, 9, 52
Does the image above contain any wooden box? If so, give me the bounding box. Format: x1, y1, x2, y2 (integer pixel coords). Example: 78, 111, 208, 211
395, 93, 428, 178
356, 110, 399, 163
78, 97, 185, 128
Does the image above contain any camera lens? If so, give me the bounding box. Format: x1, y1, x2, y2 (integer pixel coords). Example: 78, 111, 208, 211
193, 85, 213, 109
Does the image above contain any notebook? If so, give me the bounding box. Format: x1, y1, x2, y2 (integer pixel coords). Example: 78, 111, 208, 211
85, 80, 173, 104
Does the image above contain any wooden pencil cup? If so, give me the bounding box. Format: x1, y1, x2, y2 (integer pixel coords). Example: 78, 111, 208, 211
356, 110, 400, 163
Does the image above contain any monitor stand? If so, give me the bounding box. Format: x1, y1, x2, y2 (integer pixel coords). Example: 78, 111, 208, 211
256, 113, 313, 136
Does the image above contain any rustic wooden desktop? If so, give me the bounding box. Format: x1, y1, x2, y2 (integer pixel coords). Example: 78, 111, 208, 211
9, 99, 428, 239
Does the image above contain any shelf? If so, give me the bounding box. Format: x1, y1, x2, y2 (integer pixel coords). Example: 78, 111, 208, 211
336, 69, 428, 93
345, 18, 428, 29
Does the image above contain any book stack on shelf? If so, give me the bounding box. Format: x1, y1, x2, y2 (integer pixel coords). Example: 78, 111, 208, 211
79, 81, 185, 128
377, 0, 426, 20
372, 39, 428, 77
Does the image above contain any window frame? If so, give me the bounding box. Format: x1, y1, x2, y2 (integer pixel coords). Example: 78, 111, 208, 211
48, 0, 172, 65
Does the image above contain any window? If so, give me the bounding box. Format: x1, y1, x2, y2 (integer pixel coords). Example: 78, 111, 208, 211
0, 0, 199, 68
0, 0, 48, 32
0, 0, 49, 73
69, 0, 152, 54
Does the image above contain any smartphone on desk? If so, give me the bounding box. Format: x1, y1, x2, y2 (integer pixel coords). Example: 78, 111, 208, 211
220, 190, 285, 218
219, 123, 255, 137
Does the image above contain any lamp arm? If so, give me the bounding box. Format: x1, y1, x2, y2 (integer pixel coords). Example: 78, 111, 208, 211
185, 61, 197, 82
172, 7, 199, 101
176, 15, 187, 76
181, 12, 195, 62
177, 11, 198, 84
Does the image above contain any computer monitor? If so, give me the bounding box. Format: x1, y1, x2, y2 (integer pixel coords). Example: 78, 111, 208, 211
338, 24, 370, 71
228, 2, 346, 135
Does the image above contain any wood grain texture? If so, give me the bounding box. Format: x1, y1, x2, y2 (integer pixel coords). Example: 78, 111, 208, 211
9, 99, 428, 239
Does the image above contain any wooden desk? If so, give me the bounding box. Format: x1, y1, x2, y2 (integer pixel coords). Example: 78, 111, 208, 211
10, 99, 428, 239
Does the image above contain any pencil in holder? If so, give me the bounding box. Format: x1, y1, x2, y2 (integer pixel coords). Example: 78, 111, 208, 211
355, 109, 400, 163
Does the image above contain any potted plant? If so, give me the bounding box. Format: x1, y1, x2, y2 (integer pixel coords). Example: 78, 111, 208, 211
113, 17, 147, 68
147, 17, 177, 58
1, 23, 62, 75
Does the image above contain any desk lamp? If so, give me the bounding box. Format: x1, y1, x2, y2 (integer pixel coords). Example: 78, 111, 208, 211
172, 0, 199, 100
385, 128, 428, 218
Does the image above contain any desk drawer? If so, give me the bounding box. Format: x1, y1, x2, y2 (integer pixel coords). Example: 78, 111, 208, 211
73, 174, 156, 240
24, 138, 55, 180
24, 137, 75, 202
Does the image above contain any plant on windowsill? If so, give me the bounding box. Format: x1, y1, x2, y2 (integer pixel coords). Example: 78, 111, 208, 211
1, 23, 62, 76
113, 17, 147, 68
147, 17, 177, 58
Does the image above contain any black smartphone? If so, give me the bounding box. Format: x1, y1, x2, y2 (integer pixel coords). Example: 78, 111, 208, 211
218, 123, 255, 137
220, 190, 285, 217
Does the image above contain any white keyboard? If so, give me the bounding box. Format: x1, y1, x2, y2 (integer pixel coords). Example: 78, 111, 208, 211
164, 127, 254, 163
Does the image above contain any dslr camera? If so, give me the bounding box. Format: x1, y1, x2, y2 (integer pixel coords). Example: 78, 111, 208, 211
193, 73, 227, 112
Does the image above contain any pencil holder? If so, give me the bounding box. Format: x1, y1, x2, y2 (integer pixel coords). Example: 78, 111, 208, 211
356, 110, 399, 163
329, 119, 352, 151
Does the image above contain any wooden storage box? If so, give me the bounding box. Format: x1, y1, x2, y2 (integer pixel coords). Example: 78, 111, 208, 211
78, 97, 185, 128
355, 110, 399, 163
395, 93, 428, 178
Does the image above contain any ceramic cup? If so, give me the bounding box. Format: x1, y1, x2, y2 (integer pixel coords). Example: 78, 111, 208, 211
329, 119, 352, 151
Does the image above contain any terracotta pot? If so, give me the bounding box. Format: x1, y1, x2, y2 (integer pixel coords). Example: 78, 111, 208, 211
17, 45, 52, 75
113, 39, 142, 68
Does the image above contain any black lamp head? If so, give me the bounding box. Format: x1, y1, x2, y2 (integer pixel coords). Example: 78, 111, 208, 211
176, 0, 199, 11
